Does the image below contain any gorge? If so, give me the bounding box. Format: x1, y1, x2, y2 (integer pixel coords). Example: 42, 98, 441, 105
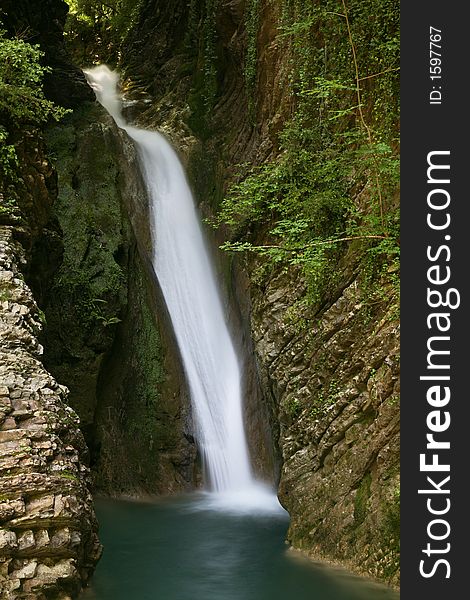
0, 1, 400, 598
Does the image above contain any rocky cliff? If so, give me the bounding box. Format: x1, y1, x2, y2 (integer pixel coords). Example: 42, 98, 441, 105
0, 226, 101, 599
1, 1, 196, 596
1, 0, 400, 592
0, 3, 104, 593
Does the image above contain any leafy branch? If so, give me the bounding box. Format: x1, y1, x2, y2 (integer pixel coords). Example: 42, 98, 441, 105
340, 0, 384, 227
221, 235, 388, 254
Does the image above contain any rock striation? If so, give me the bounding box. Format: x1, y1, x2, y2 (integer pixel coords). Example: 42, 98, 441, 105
0, 226, 101, 599
251, 265, 400, 585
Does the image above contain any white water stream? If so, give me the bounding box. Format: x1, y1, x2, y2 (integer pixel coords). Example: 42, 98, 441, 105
85, 66, 281, 512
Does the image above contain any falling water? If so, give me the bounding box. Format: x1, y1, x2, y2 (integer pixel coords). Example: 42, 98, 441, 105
85, 66, 280, 510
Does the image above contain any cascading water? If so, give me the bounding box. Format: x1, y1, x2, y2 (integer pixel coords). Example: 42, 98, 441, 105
85, 66, 281, 511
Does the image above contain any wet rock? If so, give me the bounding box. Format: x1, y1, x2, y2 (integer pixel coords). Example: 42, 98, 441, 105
122, 4, 399, 586
41, 105, 198, 496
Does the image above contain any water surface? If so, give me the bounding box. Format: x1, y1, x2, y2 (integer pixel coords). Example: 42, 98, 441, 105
81, 496, 399, 600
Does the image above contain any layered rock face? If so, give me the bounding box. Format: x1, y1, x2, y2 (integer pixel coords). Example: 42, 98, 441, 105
0, 4, 103, 594
0, 227, 101, 599
252, 266, 399, 584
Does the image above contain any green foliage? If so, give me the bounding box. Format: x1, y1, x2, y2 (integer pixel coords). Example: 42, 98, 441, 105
0, 31, 69, 126
44, 113, 127, 347
380, 482, 400, 579
0, 136, 20, 223
186, 0, 221, 138
216, 124, 399, 306
354, 472, 372, 525
245, 0, 260, 119
386, 484, 400, 538
286, 396, 301, 418
0, 29, 69, 220
53, 266, 123, 330
215, 0, 400, 310
65, 0, 144, 63
310, 380, 341, 417
0, 127, 18, 179
67, 0, 143, 36
58, 470, 79, 481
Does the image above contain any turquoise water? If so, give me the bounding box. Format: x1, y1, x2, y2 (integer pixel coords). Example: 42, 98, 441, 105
81, 496, 399, 600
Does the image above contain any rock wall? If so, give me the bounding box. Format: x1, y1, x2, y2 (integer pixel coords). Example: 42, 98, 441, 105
120, 0, 282, 486
0, 226, 101, 599
1, 0, 93, 107
251, 261, 400, 584
1, 0, 400, 591
1, 3, 196, 597
0, 3, 102, 596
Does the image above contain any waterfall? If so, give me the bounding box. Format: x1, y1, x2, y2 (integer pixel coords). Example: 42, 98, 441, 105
85, 66, 281, 511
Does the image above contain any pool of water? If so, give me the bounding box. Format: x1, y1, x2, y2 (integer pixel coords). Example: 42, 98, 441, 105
81, 495, 399, 600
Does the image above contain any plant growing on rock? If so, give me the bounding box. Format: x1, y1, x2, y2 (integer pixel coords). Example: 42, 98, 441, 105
0, 29, 69, 218
214, 0, 400, 311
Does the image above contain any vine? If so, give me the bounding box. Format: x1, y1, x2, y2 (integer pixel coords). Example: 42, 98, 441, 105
245, 0, 260, 120
186, 0, 220, 138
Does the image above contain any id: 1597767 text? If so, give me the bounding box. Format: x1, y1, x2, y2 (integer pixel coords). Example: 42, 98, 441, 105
429, 26, 442, 105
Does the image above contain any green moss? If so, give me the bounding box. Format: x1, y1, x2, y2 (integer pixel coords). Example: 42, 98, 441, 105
45, 106, 127, 339
0, 286, 11, 302
310, 380, 341, 417
380, 485, 400, 580
213, 0, 399, 311
354, 472, 372, 526
58, 470, 79, 481
245, 0, 260, 120
185, 0, 220, 139
385, 486, 400, 538
39, 104, 130, 432
286, 397, 301, 418
127, 268, 166, 443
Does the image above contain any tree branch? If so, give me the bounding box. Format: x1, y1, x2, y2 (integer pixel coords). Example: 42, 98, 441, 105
229, 235, 389, 254
358, 67, 400, 82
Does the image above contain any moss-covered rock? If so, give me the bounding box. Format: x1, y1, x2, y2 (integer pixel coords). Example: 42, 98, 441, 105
41, 104, 130, 440
91, 244, 197, 495
252, 263, 400, 586
39, 102, 197, 496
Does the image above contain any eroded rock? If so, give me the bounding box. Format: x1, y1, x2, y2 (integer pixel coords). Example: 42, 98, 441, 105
0, 227, 101, 599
